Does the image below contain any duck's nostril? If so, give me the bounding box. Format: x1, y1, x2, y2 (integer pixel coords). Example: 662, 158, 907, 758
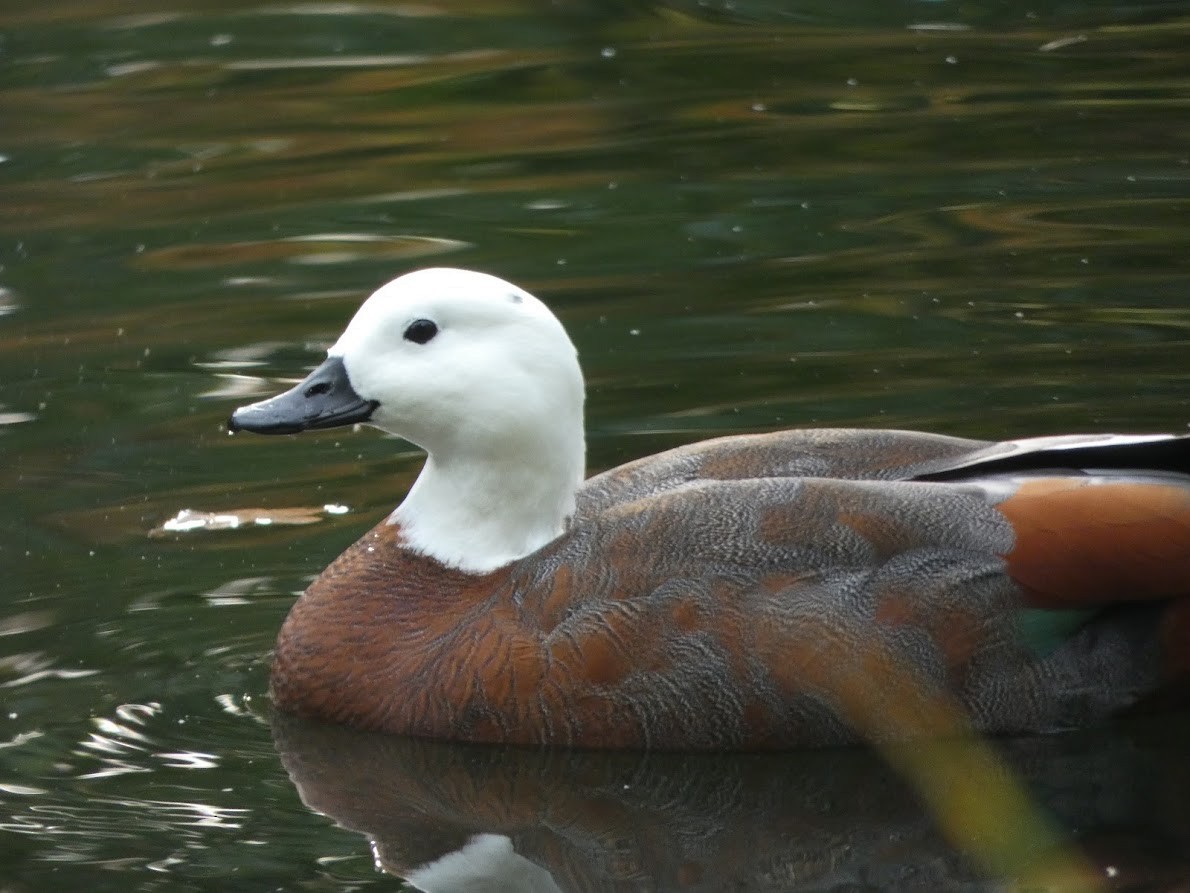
306, 381, 332, 398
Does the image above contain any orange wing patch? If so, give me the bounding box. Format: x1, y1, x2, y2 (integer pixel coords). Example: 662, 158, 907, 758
995, 478, 1190, 608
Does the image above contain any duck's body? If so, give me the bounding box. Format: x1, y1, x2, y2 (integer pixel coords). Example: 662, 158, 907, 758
231, 269, 1190, 750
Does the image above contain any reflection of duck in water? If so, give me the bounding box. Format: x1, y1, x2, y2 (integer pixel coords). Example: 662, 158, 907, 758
231, 268, 1190, 749
273, 713, 1190, 892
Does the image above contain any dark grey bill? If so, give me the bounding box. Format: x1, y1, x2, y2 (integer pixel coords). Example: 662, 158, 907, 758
228, 355, 378, 435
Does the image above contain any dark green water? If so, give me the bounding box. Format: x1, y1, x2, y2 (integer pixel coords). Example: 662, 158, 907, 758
1, 2, 1188, 890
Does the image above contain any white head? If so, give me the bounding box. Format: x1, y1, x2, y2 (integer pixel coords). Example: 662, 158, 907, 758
330, 268, 582, 458
231, 268, 587, 572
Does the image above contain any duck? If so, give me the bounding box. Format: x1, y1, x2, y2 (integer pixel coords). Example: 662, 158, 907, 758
229, 267, 1190, 750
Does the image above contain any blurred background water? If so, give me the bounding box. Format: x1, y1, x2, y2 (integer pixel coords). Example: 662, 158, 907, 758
0, 1, 1188, 891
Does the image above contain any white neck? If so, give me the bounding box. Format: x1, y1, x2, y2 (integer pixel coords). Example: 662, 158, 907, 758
390, 415, 585, 574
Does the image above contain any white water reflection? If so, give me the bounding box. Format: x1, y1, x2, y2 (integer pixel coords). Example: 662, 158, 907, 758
0, 286, 17, 315
405, 834, 563, 893
197, 373, 275, 400
154, 505, 347, 537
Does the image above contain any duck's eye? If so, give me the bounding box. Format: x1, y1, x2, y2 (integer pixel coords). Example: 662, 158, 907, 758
403, 318, 438, 345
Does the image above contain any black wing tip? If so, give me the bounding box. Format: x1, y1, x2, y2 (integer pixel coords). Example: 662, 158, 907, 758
917, 432, 1190, 481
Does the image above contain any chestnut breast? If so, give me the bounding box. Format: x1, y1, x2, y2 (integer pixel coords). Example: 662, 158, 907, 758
266, 474, 1190, 750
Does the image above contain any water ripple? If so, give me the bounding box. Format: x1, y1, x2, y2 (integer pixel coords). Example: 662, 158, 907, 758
224, 53, 431, 70
0, 652, 99, 689
136, 233, 469, 270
